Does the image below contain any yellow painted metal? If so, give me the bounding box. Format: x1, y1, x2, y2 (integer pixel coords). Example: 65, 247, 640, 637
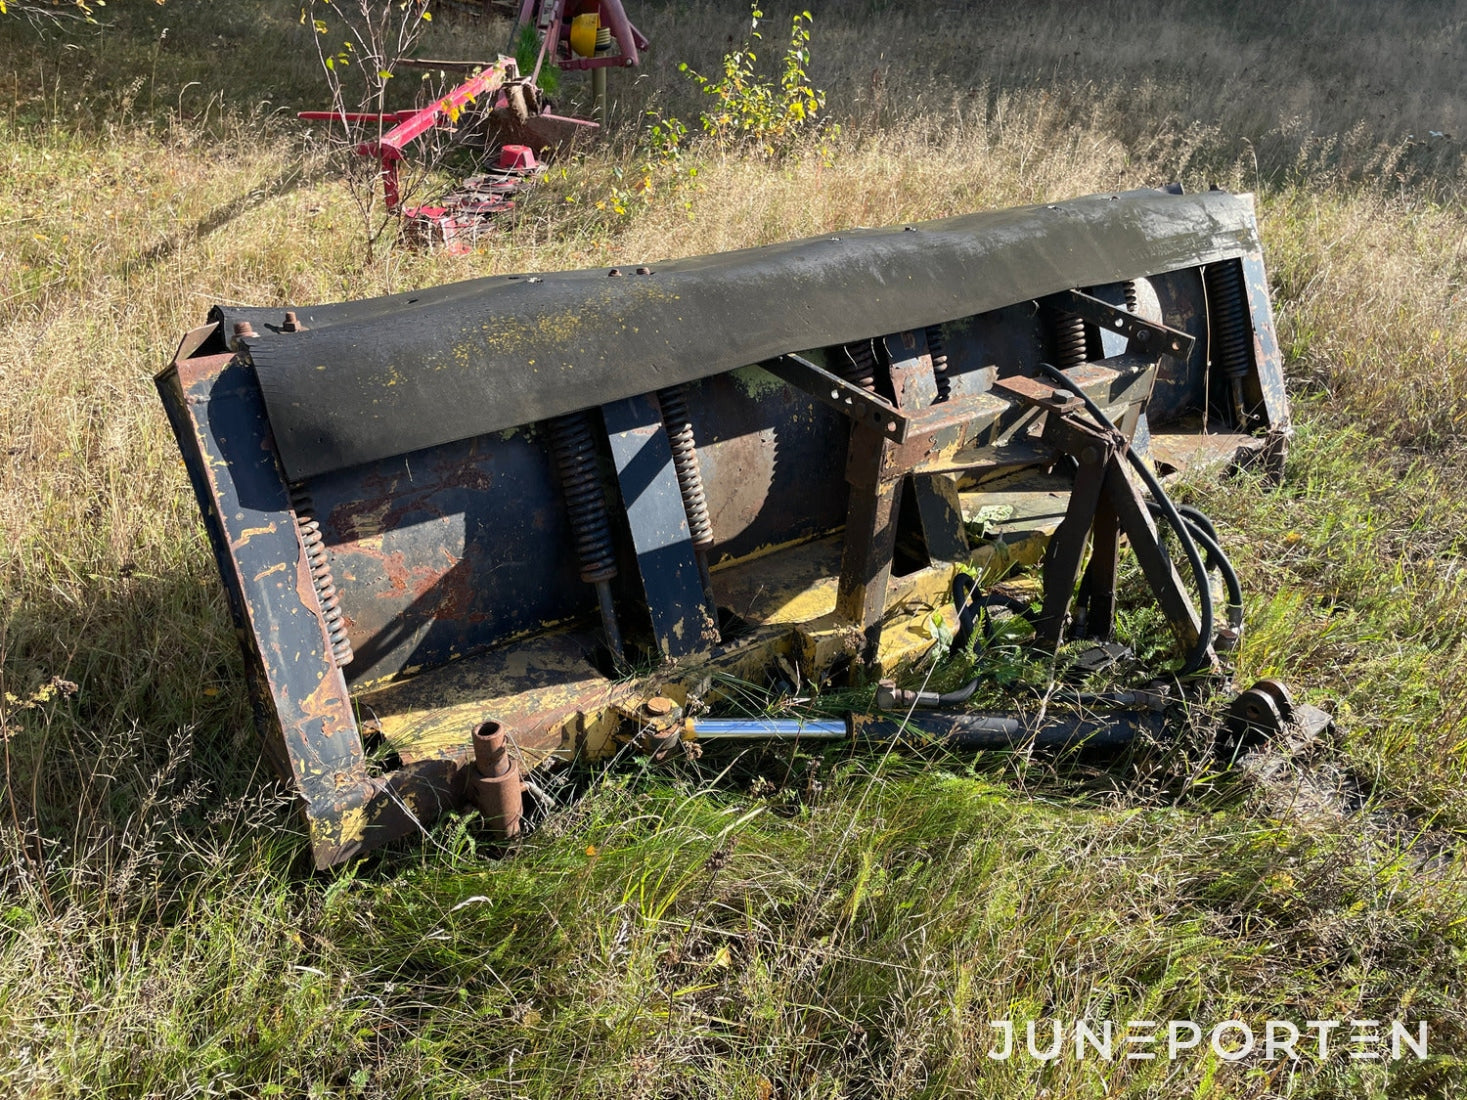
358, 485, 1065, 769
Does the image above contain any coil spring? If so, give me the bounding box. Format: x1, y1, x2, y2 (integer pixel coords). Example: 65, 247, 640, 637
548, 412, 619, 584
1049, 310, 1089, 369
657, 385, 714, 548
925, 324, 951, 400
1204, 260, 1252, 384
840, 339, 880, 392
1124, 280, 1139, 312
290, 484, 354, 667
1203, 259, 1254, 426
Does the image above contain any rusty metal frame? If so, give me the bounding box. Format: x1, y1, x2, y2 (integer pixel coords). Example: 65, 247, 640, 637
1042, 289, 1196, 359
158, 190, 1295, 867
1032, 402, 1202, 655
764, 353, 912, 442
158, 329, 468, 864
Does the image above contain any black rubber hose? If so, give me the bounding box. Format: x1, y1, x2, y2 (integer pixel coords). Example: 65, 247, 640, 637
1176, 503, 1219, 543
1191, 521, 1244, 639
952, 573, 1031, 652
861, 709, 1163, 749
953, 572, 980, 651
1148, 502, 1244, 636
875, 677, 981, 711
1038, 362, 1215, 674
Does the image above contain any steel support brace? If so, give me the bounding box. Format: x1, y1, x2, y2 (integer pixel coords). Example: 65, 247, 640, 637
1103, 461, 1202, 655
1240, 250, 1289, 427
1034, 401, 1202, 654
160, 344, 382, 867
1035, 433, 1112, 641
837, 423, 906, 657
883, 329, 941, 408
833, 330, 952, 656
765, 353, 911, 442
1042, 288, 1195, 360
910, 474, 969, 563
601, 394, 718, 658
1077, 493, 1120, 640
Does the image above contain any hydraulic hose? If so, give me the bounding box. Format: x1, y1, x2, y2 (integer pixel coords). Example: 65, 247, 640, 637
855, 709, 1164, 750
1037, 363, 1215, 674
952, 572, 1031, 653
1147, 501, 1244, 642
1176, 504, 1219, 543
953, 571, 981, 651
875, 677, 981, 711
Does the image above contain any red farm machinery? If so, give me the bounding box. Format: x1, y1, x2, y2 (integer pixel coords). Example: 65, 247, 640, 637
300, 0, 647, 252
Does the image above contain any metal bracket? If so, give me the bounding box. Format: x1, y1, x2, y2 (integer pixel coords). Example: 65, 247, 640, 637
909, 474, 969, 562
1033, 408, 1205, 659
764, 353, 911, 442
1043, 289, 1195, 360
601, 394, 718, 660
990, 372, 1085, 414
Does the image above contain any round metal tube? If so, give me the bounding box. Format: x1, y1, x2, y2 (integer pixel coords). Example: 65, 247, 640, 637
691, 718, 849, 740
470, 720, 523, 840
592, 26, 611, 121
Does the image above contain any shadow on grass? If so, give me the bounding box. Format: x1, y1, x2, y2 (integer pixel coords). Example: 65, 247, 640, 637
129, 159, 323, 270
0, 564, 319, 906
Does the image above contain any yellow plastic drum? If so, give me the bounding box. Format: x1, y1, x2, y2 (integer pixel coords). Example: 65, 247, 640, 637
569, 12, 599, 58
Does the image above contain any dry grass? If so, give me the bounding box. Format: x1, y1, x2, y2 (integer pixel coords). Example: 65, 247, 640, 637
2, 1, 1467, 1097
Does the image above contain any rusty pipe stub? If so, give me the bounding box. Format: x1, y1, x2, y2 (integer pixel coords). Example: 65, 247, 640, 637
470, 720, 523, 841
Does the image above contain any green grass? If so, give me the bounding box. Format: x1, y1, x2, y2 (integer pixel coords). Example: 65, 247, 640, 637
4, 0, 1467, 1097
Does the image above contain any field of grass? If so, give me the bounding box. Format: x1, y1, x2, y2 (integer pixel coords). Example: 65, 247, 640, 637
2, 1, 1466, 1096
